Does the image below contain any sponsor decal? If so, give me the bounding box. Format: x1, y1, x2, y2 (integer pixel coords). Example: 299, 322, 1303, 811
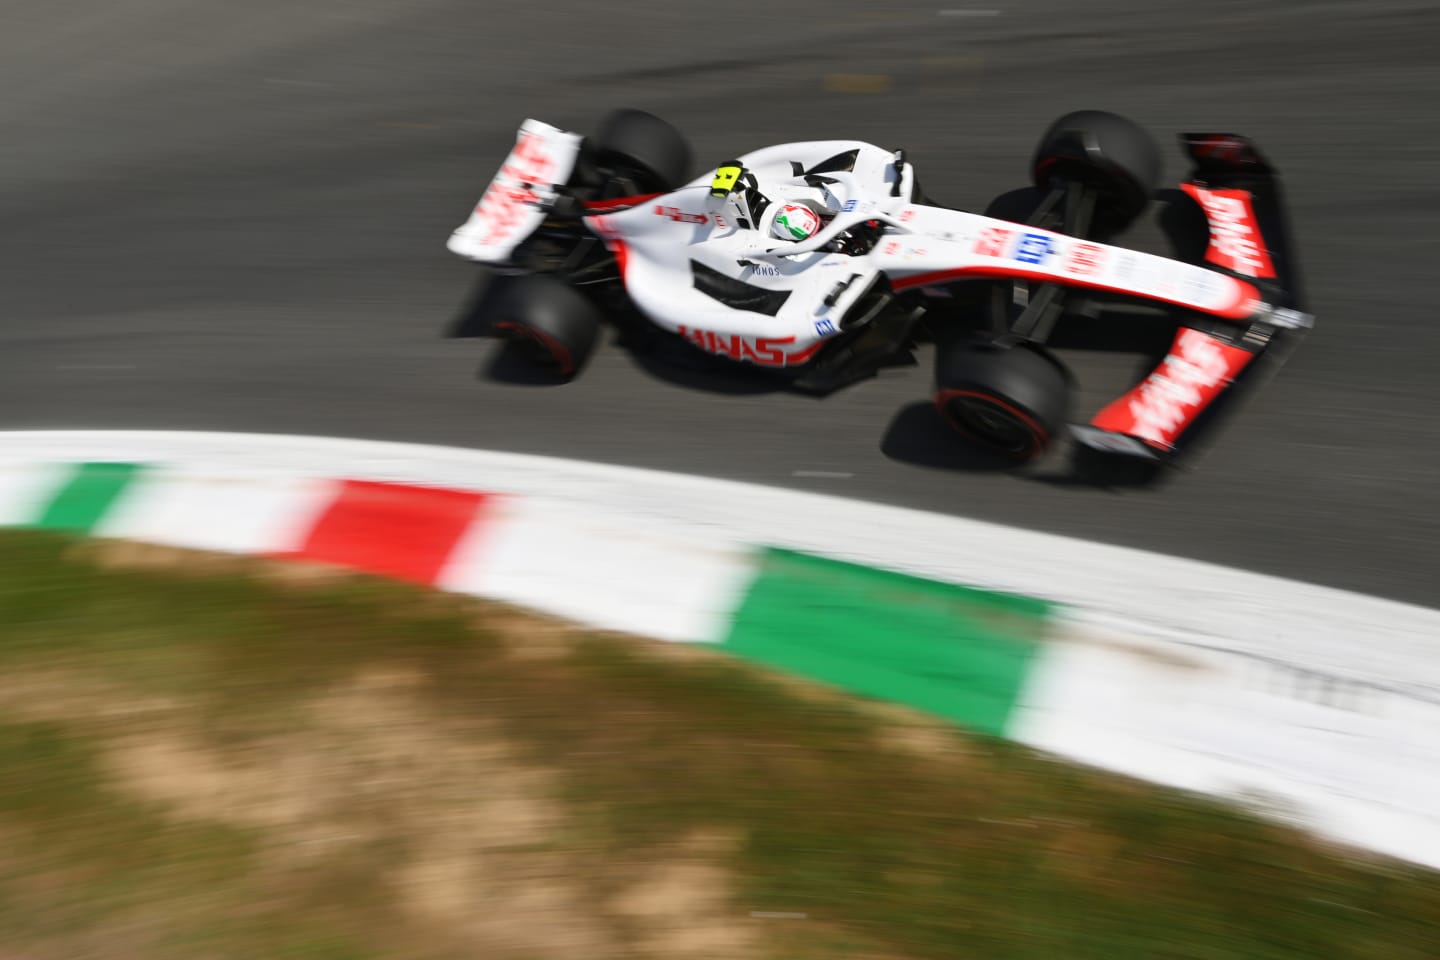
1063, 242, 1105, 277
973, 226, 1013, 258
815, 318, 837, 336
654, 205, 709, 225
899, 208, 917, 223
1180, 184, 1277, 279
882, 240, 902, 256
677, 326, 820, 368
1092, 327, 1254, 449
1013, 232, 1056, 266
713, 212, 729, 231
472, 130, 556, 246
748, 263, 782, 278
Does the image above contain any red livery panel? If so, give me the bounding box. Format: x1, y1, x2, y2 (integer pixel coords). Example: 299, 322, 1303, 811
1091, 327, 1256, 450
1180, 183, 1277, 280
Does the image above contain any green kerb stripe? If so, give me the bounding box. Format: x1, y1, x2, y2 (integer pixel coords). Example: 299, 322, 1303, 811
33, 463, 144, 532
721, 548, 1052, 736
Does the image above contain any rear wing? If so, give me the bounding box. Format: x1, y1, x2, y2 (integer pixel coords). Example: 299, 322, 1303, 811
446, 119, 583, 265
1072, 133, 1313, 462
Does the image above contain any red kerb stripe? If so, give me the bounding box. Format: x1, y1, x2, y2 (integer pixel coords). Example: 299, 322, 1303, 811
283, 480, 489, 585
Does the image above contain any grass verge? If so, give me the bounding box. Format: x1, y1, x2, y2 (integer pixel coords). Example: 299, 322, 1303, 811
0, 529, 1436, 959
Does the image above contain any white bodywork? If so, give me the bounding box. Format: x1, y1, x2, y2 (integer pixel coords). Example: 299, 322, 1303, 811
448, 119, 584, 265
449, 119, 1274, 370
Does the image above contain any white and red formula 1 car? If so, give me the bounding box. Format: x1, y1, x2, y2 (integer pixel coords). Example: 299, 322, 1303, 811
445, 107, 1312, 469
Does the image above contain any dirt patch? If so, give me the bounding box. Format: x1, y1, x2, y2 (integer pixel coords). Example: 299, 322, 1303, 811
479, 603, 585, 662
1052, 622, 1209, 673
73, 539, 255, 579
0, 668, 190, 727
870, 716, 971, 763
613, 859, 755, 958
107, 732, 324, 832
75, 662, 757, 959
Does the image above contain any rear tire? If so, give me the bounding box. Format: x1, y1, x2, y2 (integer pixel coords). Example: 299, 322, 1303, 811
591, 109, 692, 194
1031, 110, 1162, 238
933, 338, 1071, 462
491, 275, 602, 379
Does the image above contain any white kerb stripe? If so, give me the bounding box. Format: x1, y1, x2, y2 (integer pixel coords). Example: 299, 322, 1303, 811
439, 495, 758, 644
93, 467, 341, 556
0, 463, 73, 525
1011, 636, 1440, 869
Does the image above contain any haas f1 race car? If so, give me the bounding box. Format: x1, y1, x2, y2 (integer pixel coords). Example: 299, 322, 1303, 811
445, 107, 1312, 468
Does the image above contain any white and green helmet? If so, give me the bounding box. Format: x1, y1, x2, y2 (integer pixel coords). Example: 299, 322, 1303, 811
770, 201, 825, 242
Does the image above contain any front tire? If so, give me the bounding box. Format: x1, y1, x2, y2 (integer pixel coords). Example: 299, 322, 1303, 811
933, 338, 1071, 462
491, 275, 602, 380
1031, 110, 1162, 238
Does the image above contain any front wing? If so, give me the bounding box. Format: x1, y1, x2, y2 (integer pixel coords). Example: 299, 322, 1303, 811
1073, 133, 1313, 460
865, 136, 1311, 462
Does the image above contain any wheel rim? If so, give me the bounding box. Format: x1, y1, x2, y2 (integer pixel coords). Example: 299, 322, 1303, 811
942, 394, 1042, 457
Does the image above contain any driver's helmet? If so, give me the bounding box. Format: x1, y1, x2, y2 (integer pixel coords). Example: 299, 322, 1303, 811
770, 199, 828, 242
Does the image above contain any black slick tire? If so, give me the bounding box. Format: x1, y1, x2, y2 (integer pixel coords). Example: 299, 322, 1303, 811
491, 275, 602, 379
933, 338, 1071, 462
1031, 110, 1162, 238
591, 109, 692, 193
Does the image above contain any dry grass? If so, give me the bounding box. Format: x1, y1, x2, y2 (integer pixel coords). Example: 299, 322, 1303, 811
1, 529, 1439, 960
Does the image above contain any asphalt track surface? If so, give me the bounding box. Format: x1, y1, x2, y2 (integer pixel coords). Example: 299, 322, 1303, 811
3, 0, 1437, 606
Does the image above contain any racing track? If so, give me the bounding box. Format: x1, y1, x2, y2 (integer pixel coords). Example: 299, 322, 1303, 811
2, 0, 1437, 606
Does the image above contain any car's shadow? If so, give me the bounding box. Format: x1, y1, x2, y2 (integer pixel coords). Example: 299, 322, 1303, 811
479, 342, 573, 387
878, 400, 1177, 489
619, 331, 793, 396
1031, 444, 1173, 489
879, 402, 1022, 474
447, 272, 506, 340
